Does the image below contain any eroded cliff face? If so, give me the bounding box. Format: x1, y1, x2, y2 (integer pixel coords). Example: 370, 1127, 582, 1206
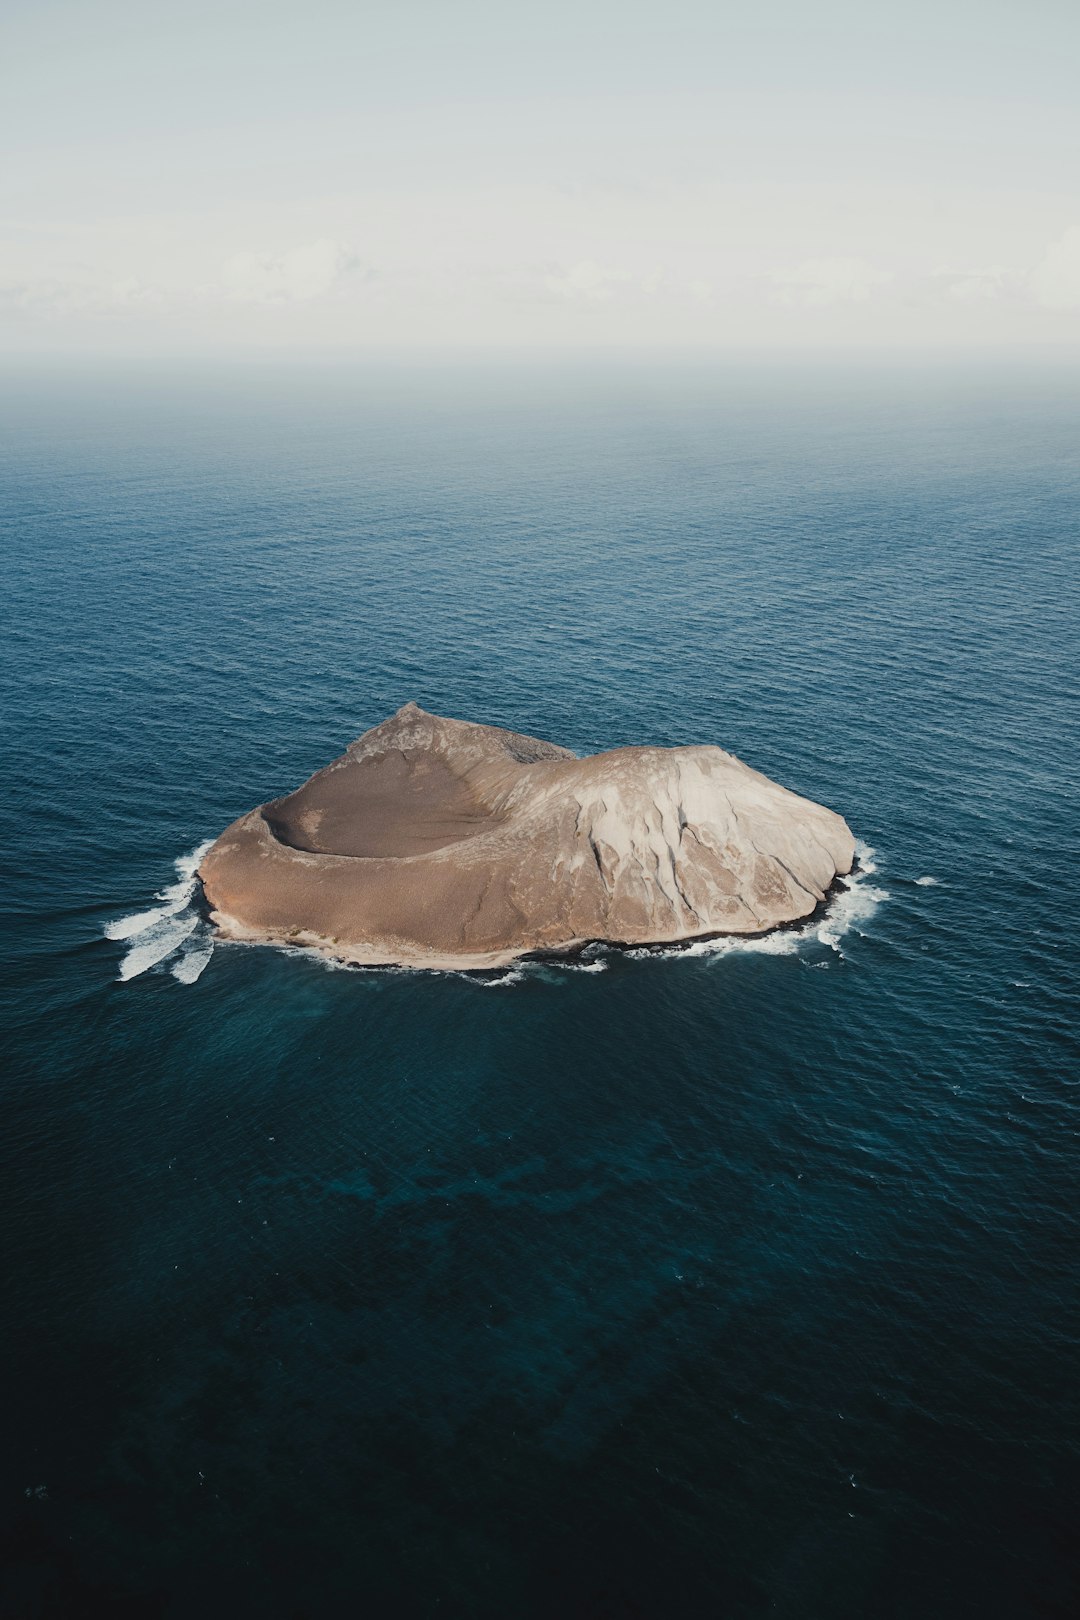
198, 703, 855, 969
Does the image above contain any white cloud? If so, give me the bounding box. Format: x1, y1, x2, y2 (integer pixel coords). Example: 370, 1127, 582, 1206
110, 276, 164, 307
221, 238, 358, 305
932, 265, 1012, 303
0, 274, 108, 314
544, 260, 633, 302
767, 257, 893, 308
1029, 227, 1080, 311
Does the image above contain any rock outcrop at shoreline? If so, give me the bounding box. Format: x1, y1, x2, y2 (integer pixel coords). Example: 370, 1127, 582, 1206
198, 704, 856, 970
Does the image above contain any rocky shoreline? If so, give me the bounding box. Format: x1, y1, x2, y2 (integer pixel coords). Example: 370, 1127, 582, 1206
198, 704, 856, 972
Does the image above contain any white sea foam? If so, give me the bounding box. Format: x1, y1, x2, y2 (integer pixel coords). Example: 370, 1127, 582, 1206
173, 843, 212, 883
105, 839, 213, 942
814, 874, 890, 956
108, 840, 214, 982
915, 875, 940, 886
105, 894, 186, 941
118, 911, 200, 981
853, 837, 877, 875
671, 928, 802, 961
171, 936, 214, 984
523, 955, 610, 983
801, 839, 888, 959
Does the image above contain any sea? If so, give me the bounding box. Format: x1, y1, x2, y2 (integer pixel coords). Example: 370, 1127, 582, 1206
1, 356, 1077, 1617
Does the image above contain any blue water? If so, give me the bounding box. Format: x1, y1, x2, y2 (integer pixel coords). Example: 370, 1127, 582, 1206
2, 359, 1078, 1617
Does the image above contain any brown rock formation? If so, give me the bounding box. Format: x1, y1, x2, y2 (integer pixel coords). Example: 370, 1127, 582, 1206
198, 703, 855, 970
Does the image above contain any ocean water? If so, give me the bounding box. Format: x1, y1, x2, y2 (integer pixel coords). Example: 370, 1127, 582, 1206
1, 358, 1077, 1617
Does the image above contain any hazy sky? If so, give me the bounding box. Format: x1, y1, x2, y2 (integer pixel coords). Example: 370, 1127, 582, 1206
4, 0, 1080, 353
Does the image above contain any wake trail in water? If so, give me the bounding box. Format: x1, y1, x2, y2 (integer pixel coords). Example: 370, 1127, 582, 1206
106, 841, 215, 983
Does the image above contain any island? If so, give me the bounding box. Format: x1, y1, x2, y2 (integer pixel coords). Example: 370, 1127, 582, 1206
197, 703, 855, 970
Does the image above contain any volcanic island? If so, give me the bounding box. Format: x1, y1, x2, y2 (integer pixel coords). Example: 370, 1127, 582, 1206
198, 703, 855, 971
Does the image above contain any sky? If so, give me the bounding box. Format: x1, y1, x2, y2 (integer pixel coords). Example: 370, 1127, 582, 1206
3, 0, 1080, 355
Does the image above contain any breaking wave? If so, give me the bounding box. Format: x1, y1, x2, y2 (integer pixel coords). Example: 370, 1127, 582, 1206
106, 842, 215, 983
171, 936, 214, 984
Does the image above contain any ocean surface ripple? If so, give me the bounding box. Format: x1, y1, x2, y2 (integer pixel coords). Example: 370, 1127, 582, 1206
1, 361, 1077, 1617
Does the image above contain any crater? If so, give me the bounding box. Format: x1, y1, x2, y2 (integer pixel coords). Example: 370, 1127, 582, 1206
264, 749, 499, 858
